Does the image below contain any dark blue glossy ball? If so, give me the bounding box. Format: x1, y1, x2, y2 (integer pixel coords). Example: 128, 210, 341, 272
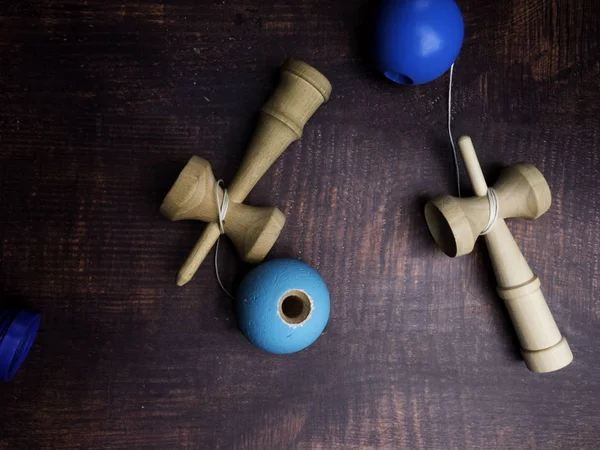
372, 0, 464, 85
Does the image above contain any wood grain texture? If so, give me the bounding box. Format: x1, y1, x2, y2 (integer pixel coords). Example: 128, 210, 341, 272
1, 0, 599, 448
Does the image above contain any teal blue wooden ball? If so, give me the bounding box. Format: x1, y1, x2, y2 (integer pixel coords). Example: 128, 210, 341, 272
236, 259, 330, 354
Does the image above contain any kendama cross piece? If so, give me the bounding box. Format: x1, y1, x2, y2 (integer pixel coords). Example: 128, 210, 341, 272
424, 136, 573, 373
161, 59, 332, 286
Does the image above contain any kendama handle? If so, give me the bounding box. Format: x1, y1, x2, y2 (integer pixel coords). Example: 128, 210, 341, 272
490, 221, 572, 372
228, 59, 332, 202
458, 136, 573, 373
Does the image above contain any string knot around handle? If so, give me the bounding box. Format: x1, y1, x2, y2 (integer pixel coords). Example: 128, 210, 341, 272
214, 180, 234, 299
215, 179, 229, 235
480, 188, 499, 235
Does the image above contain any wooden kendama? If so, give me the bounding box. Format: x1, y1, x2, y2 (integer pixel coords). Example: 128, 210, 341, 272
425, 136, 573, 373
161, 59, 332, 286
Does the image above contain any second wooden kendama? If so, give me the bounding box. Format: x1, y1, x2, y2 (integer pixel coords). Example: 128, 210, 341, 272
425, 136, 573, 373
161, 59, 332, 286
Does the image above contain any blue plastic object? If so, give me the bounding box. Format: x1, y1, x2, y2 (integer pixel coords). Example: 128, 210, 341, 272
236, 259, 330, 354
0, 309, 40, 382
372, 0, 464, 85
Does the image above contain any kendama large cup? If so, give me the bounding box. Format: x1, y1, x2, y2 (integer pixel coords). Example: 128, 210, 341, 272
161, 59, 332, 286
425, 136, 573, 373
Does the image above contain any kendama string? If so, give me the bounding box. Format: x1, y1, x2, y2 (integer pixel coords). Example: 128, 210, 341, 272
214, 180, 235, 299
447, 62, 461, 198
447, 63, 500, 232
480, 188, 499, 235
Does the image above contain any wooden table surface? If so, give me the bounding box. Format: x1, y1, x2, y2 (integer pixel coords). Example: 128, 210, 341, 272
1, 1, 599, 448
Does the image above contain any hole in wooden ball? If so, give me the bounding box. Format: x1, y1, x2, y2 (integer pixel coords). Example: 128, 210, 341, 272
279, 290, 311, 325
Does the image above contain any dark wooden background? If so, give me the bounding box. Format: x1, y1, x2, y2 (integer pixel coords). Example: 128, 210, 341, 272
1, 0, 599, 448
